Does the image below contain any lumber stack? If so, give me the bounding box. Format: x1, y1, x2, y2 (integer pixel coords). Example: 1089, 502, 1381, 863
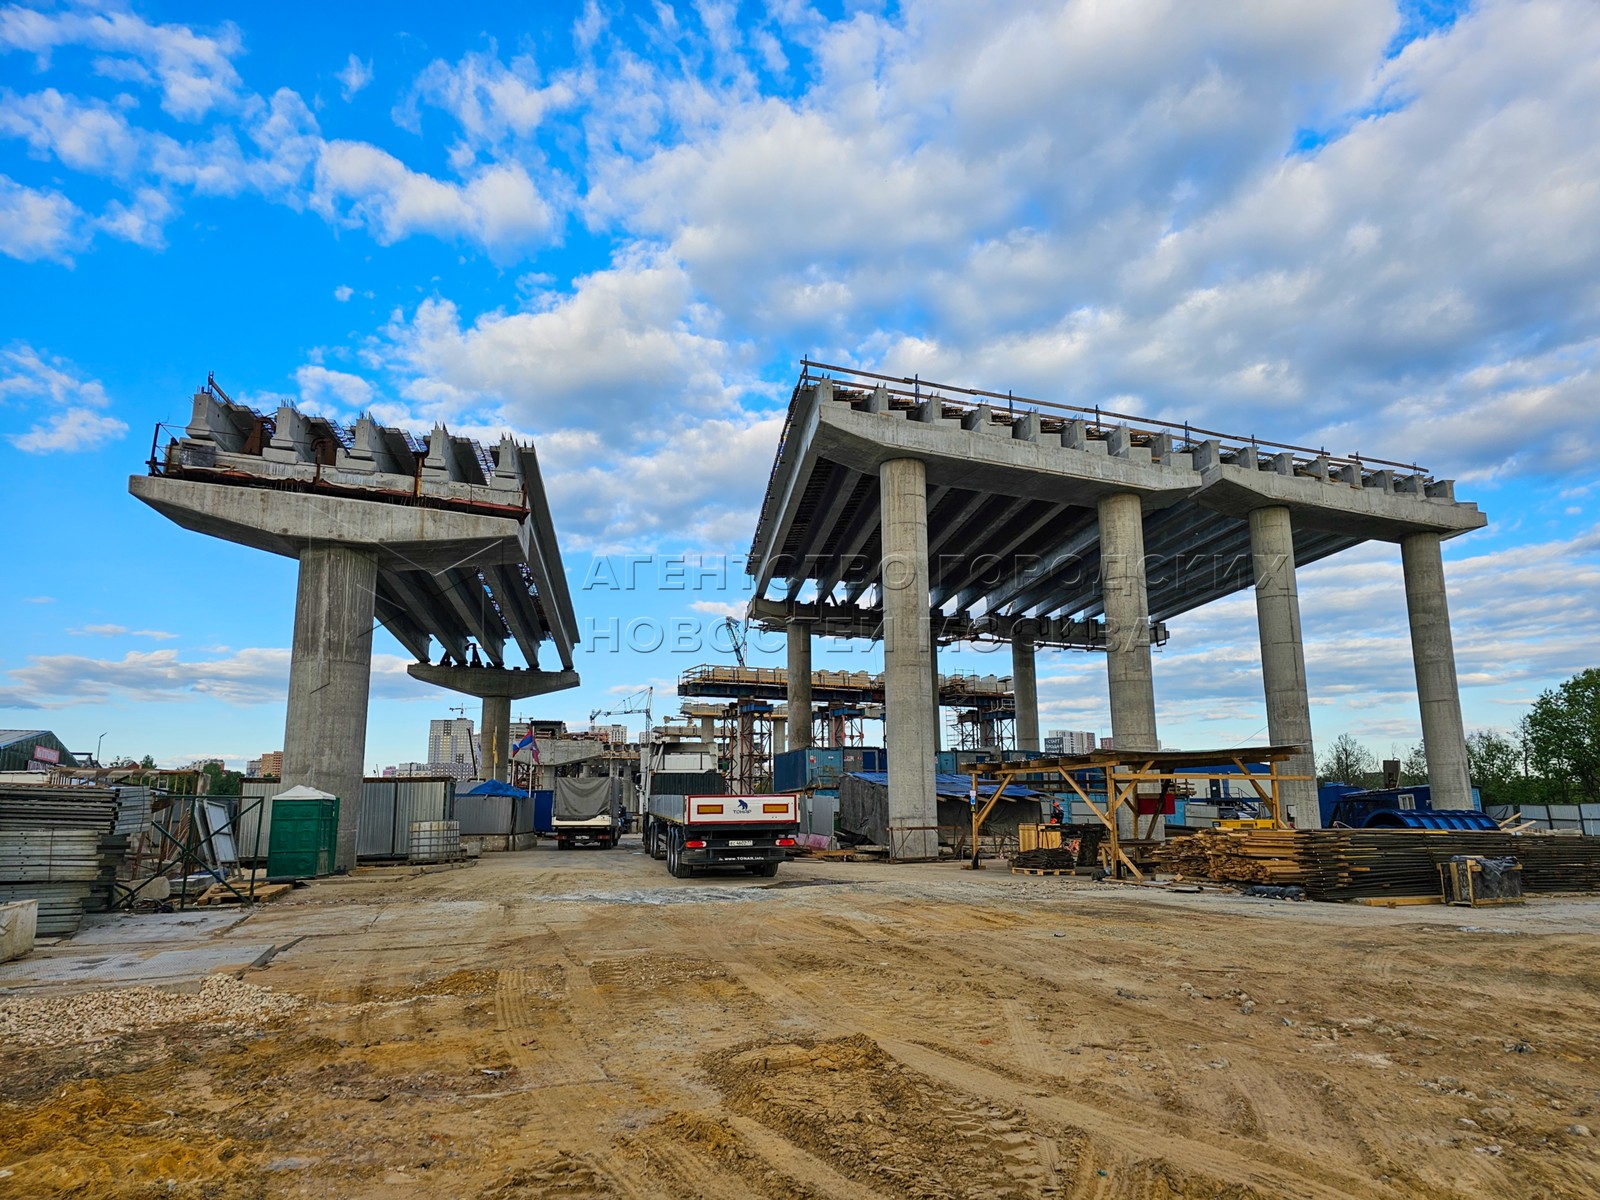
1153, 829, 1310, 885
1157, 828, 1600, 901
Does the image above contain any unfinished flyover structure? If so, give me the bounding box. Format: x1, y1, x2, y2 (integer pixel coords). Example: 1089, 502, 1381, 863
131, 379, 580, 868
747, 362, 1487, 860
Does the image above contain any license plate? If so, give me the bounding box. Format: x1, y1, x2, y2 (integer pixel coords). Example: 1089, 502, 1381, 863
728, 839, 753, 847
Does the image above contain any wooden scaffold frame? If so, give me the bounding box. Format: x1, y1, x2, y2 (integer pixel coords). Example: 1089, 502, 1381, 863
964, 745, 1312, 880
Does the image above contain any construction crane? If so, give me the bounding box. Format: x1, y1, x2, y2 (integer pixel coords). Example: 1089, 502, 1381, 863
721, 617, 748, 667
591, 688, 655, 810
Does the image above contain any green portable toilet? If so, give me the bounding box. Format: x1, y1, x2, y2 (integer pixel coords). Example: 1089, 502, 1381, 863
266, 785, 339, 880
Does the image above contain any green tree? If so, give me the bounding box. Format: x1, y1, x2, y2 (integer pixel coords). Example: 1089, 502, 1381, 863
1522, 669, 1600, 804
1318, 733, 1378, 787
139, 754, 156, 769
200, 761, 244, 797
1466, 729, 1533, 808
1398, 741, 1429, 787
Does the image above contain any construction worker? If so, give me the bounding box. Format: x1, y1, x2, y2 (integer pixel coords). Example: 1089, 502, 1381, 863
1048, 797, 1064, 825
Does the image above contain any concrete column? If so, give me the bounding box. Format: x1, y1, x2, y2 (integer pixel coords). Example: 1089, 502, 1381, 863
481, 694, 511, 783
1097, 493, 1158, 753
773, 712, 787, 757
880, 457, 939, 860
786, 620, 813, 752
1401, 531, 1473, 809
1012, 633, 1040, 752
699, 715, 715, 750
1248, 506, 1318, 828
279, 542, 377, 871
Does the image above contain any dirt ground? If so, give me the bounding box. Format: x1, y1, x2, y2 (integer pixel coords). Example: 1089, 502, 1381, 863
3, 838, 1600, 1200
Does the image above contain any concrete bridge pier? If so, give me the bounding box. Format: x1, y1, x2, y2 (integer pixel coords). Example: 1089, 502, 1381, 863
1249, 505, 1318, 827
786, 619, 813, 752
281, 542, 379, 872
1401, 531, 1473, 809
1011, 631, 1040, 752
1098, 492, 1159, 753
880, 456, 939, 860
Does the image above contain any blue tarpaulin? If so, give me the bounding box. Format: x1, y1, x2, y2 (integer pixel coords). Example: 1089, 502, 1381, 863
461, 779, 529, 798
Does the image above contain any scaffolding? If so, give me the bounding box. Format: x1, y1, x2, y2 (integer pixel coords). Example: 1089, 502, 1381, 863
723, 699, 775, 793
964, 746, 1311, 880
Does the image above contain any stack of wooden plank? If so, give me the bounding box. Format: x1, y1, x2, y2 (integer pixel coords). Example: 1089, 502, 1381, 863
1157, 828, 1600, 901
1154, 829, 1311, 885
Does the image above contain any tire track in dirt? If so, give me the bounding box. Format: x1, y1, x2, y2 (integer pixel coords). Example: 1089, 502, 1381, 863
494, 966, 608, 1088
881, 1035, 1399, 1200
722, 949, 1398, 1199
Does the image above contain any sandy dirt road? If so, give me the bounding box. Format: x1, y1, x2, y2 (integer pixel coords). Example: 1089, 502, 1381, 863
3, 838, 1599, 1199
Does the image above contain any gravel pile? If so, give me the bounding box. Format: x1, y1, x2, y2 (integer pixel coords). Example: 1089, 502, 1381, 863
0, 974, 306, 1049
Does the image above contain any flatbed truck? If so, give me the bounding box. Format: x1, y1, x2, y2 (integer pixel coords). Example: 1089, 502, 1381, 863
643, 793, 800, 878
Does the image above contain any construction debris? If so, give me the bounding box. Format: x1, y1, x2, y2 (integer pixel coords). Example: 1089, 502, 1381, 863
0, 974, 305, 1049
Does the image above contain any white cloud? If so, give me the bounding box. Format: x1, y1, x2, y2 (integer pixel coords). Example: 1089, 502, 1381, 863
333, 284, 354, 302
0, 5, 244, 119
294, 363, 374, 414
311, 140, 555, 255
0, 173, 83, 262
1, 345, 127, 453
96, 185, 174, 247
400, 49, 574, 147
377, 250, 748, 431
336, 53, 373, 101
0, 646, 420, 709
68, 624, 178, 640
690, 599, 749, 620
10, 405, 129, 452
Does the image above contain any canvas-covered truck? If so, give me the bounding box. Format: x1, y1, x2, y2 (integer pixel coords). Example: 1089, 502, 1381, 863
643, 793, 800, 878
552, 776, 623, 850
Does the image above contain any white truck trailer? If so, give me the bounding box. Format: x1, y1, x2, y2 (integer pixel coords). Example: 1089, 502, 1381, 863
643, 793, 800, 878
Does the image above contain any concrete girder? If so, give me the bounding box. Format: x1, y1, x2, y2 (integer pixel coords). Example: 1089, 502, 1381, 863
516, 514, 575, 671
381, 570, 471, 664
814, 474, 899, 602
926, 494, 1034, 604
488, 563, 546, 668
371, 577, 433, 663
785, 467, 862, 599
436, 567, 509, 666
750, 387, 826, 598
935, 499, 1067, 610
984, 512, 1102, 616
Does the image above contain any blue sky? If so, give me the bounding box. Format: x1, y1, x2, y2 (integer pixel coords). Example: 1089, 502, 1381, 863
1, 0, 1595, 771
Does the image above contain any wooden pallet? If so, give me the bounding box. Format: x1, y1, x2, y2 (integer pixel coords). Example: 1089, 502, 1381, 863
1012, 867, 1072, 876
194, 882, 293, 906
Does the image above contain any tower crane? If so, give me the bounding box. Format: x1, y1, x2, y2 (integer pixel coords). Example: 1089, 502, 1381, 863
721, 616, 748, 668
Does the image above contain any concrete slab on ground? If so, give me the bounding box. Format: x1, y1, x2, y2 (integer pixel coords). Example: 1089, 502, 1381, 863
0, 941, 279, 993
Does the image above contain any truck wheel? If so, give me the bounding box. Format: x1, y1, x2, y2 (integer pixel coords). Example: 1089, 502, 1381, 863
648, 824, 665, 860
669, 829, 694, 879
755, 861, 781, 877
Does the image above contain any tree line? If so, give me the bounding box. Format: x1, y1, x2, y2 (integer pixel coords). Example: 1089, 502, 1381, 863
1316, 668, 1600, 806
